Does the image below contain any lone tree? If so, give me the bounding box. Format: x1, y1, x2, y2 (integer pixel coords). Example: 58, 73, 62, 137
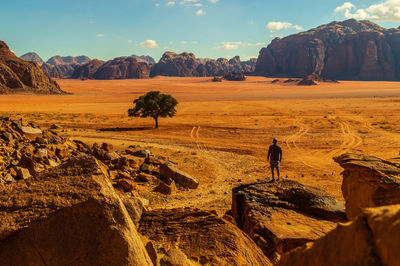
128, 91, 178, 128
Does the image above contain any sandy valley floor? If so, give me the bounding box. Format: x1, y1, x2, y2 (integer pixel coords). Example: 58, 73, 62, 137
1, 76, 400, 212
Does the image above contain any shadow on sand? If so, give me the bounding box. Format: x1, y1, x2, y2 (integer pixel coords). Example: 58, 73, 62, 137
97, 127, 153, 132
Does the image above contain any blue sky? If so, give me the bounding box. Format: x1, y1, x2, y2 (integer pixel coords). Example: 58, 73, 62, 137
1, 0, 400, 62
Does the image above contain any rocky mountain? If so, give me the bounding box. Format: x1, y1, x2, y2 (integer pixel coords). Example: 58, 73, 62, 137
255, 19, 400, 81
71, 59, 105, 79
20, 52, 44, 66
41, 55, 91, 79
46, 55, 91, 66
150, 51, 256, 77
131, 54, 156, 64
72, 57, 151, 80
0, 41, 64, 94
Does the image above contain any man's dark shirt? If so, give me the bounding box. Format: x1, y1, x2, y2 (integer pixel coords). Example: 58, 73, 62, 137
268, 144, 282, 161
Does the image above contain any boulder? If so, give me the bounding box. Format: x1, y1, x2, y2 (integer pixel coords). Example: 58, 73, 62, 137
0, 155, 152, 265
277, 204, 400, 266
334, 153, 400, 220
153, 181, 177, 195
159, 163, 199, 189
116, 178, 135, 192
232, 180, 346, 262
120, 195, 146, 226
160, 246, 194, 266
139, 208, 271, 265
16, 126, 42, 136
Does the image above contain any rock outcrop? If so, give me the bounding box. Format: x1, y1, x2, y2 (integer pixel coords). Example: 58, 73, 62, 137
150, 51, 256, 77
71, 57, 151, 80
0, 41, 64, 94
256, 19, 400, 81
334, 153, 400, 220
20, 52, 44, 66
41, 55, 91, 79
0, 154, 152, 265
232, 180, 346, 262
71, 59, 105, 79
139, 208, 271, 265
277, 204, 400, 266
92, 57, 151, 80
131, 54, 156, 64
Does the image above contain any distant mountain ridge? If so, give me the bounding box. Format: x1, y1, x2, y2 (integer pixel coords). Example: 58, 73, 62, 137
255, 19, 400, 81
20, 52, 44, 66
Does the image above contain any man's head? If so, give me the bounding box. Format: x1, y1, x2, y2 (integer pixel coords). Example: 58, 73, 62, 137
273, 138, 278, 144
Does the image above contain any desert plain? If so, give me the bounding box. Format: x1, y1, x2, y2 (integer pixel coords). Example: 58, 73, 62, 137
1, 76, 400, 213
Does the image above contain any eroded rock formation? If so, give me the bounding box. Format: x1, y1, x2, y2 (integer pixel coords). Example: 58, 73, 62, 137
150, 51, 256, 77
0, 41, 64, 94
41, 55, 91, 79
256, 19, 400, 81
277, 204, 400, 266
232, 180, 346, 262
334, 153, 400, 220
0, 154, 153, 265
139, 208, 271, 265
20, 52, 44, 66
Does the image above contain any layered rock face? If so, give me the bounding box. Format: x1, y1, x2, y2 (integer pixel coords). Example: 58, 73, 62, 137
139, 208, 271, 265
41, 55, 91, 78
0, 154, 152, 266
131, 54, 156, 64
256, 19, 400, 80
150, 51, 256, 77
334, 153, 400, 220
72, 57, 151, 79
277, 204, 400, 266
20, 52, 44, 66
0, 41, 64, 94
92, 57, 151, 79
71, 59, 105, 79
232, 180, 346, 262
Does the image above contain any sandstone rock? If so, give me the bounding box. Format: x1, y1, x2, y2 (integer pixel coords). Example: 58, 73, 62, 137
55, 145, 70, 159
153, 181, 177, 195
15, 166, 31, 180
160, 246, 194, 266
41, 55, 91, 79
16, 126, 42, 135
145, 241, 158, 266
101, 142, 113, 152
120, 195, 146, 226
136, 173, 157, 182
334, 153, 400, 220
160, 163, 199, 189
139, 208, 271, 265
232, 180, 346, 262
92, 57, 151, 80
71, 59, 105, 79
0, 41, 65, 94
50, 124, 61, 130
277, 204, 400, 266
255, 19, 400, 81
0, 155, 152, 265
224, 72, 246, 81
116, 178, 135, 192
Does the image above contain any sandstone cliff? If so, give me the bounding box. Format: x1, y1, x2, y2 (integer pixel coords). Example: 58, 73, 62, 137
151, 51, 256, 77
0, 41, 64, 94
256, 19, 400, 81
41, 55, 91, 79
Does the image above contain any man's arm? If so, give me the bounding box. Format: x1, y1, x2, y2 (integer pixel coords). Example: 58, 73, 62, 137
279, 147, 282, 161
267, 146, 271, 160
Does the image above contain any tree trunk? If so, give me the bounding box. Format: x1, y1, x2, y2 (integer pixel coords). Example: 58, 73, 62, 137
154, 117, 158, 128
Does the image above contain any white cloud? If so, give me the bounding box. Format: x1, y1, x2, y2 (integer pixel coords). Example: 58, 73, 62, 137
96, 33, 104, 38
193, 3, 202, 6
216, 42, 242, 50
334, 2, 355, 13
255, 42, 265, 46
155, 3, 160, 7
208, 0, 219, 3
334, 0, 400, 21
266, 22, 303, 32
140, 40, 159, 48
196, 9, 204, 15
166, 1, 175, 6
180, 41, 187, 45
128, 40, 133, 43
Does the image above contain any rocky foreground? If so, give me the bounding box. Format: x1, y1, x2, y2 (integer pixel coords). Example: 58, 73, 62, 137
0, 117, 399, 265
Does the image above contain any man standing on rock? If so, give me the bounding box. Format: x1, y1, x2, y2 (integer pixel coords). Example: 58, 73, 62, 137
268, 138, 282, 181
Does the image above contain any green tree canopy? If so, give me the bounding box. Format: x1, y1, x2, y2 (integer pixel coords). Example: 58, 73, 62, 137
128, 91, 178, 128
